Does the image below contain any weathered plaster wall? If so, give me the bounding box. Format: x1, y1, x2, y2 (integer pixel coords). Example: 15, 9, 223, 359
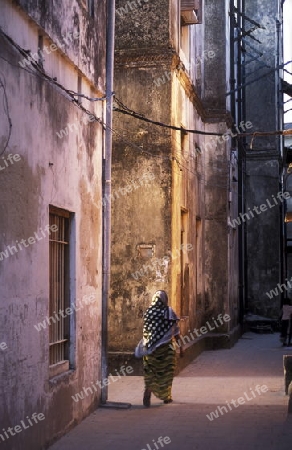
115, 0, 169, 51
170, 68, 218, 336
110, 0, 239, 356
245, 154, 281, 317
203, 0, 229, 113
110, 0, 173, 353
11, 0, 106, 90
110, 64, 172, 351
244, 0, 278, 150
0, 1, 105, 448
203, 124, 236, 332
197, 0, 238, 331
243, 0, 282, 317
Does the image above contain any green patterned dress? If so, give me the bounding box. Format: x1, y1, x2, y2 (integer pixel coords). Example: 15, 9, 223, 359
143, 341, 176, 401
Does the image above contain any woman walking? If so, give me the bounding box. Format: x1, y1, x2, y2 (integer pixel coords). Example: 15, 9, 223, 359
135, 290, 182, 407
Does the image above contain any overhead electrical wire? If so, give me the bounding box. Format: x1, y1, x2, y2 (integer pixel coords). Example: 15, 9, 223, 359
113, 122, 230, 176
1, 26, 291, 139
0, 25, 289, 185
1, 27, 287, 145
0, 28, 238, 190
113, 118, 232, 172
110, 122, 231, 190
111, 126, 231, 190
0, 27, 108, 128
114, 98, 225, 137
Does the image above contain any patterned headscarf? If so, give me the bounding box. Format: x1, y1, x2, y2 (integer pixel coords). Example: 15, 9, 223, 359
143, 290, 179, 350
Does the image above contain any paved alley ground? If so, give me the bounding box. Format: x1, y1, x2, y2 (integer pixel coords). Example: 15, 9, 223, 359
50, 332, 292, 450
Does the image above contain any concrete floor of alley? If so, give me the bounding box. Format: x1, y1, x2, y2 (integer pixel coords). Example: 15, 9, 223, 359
50, 332, 292, 450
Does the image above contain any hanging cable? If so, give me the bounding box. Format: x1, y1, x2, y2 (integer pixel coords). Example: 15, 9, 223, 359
114, 98, 225, 137
0, 26, 112, 132
0, 27, 259, 195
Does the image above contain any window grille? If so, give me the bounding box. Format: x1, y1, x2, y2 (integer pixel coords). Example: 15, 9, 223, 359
49, 206, 70, 367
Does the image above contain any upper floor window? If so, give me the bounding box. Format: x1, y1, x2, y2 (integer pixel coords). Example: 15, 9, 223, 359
81, 0, 94, 17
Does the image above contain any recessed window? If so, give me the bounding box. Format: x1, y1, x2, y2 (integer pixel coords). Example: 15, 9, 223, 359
181, 210, 190, 317
38, 34, 44, 68
77, 75, 82, 105
80, 0, 94, 17
49, 206, 73, 377
88, 0, 95, 17
181, 127, 188, 156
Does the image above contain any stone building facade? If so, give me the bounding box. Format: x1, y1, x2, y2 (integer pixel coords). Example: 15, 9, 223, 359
109, 0, 240, 369
0, 0, 106, 448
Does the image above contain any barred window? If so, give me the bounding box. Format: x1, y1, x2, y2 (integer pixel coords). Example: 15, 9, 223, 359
49, 206, 71, 377
181, 210, 189, 317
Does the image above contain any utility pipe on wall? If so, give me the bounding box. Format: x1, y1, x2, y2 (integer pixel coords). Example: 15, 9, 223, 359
101, 0, 115, 405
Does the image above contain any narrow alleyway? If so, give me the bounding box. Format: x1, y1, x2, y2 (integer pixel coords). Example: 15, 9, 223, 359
50, 332, 292, 450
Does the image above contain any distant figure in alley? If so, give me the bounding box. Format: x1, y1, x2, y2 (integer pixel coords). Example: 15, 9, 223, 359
135, 290, 183, 407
